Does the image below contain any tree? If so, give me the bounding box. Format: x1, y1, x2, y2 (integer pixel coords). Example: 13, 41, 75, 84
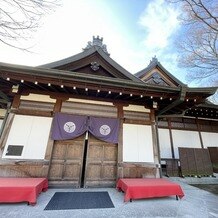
0, 0, 58, 50
168, 0, 218, 86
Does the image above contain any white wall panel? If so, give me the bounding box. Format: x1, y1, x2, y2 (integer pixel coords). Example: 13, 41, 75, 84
4, 116, 32, 149
123, 124, 154, 163
172, 130, 201, 159
123, 124, 138, 162
23, 116, 52, 159
3, 115, 52, 159
0, 119, 3, 130
158, 128, 172, 158
201, 132, 218, 147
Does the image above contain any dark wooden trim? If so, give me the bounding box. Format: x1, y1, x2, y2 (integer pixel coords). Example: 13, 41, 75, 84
53, 98, 64, 113
158, 125, 218, 133
116, 104, 124, 119
11, 109, 53, 117
158, 86, 186, 116
123, 119, 152, 125
196, 118, 204, 148
11, 94, 21, 109
119, 162, 157, 168
168, 118, 175, 159
150, 109, 160, 178
0, 113, 15, 150
44, 139, 54, 162
117, 105, 123, 158
44, 126, 56, 178
116, 104, 124, 178
155, 116, 162, 177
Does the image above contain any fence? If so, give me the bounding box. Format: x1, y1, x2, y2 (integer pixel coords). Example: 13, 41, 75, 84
179, 147, 213, 177
208, 147, 218, 173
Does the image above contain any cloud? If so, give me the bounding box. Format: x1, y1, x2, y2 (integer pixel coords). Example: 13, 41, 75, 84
131, 0, 187, 83
139, 0, 180, 49
0, 0, 119, 66
0, 0, 186, 83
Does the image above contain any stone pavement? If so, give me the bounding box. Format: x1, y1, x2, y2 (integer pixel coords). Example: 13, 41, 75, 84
0, 179, 217, 218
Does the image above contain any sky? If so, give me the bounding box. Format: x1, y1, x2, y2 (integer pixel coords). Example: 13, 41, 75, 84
0, 0, 187, 84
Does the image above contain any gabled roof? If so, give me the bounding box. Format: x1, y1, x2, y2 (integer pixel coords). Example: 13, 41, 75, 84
0, 36, 217, 118
40, 36, 142, 83
135, 57, 185, 87
0, 61, 181, 92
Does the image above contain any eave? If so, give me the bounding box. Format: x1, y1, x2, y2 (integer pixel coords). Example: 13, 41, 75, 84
0, 62, 217, 119
0, 62, 180, 93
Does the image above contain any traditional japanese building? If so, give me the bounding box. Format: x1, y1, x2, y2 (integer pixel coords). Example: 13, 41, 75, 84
0, 36, 217, 187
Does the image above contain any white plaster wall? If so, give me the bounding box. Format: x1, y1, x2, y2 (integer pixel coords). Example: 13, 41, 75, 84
123, 124, 154, 163
68, 98, 113, 106
0, 109, 6, 117
21, 94, 56, 103
0, 119, 3, 129
201, 132, 218, 147
172, 130, 201, 159
123, 105, 150, 113
2, 115, 52, 159
158, 128, 172, 158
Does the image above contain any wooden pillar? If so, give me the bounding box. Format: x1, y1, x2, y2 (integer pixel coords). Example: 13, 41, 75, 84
196, 118, 204, 148
114, 103, 124, 179
53, 98, 63, 113
44, 97, 68, 177
150, 109, 160, 178
0, 113, 15, 152
168, 118, 175, 158
11, 94, 21, 109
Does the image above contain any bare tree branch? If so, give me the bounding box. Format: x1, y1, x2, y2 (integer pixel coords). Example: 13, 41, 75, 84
0, 0, 59, 50
168, 0, 218, 90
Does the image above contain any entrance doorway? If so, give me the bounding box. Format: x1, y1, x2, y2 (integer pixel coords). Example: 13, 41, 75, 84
48, 133, 117, 187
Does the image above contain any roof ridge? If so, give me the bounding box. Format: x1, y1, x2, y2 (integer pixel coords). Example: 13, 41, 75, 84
135, 56, 185, 87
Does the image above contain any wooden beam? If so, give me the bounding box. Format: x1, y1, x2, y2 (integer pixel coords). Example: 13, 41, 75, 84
196, 118, 204, 148
12, 108, 52, 117
0, 90, 10, 101
0, 99, 8, 103
168, 118, 175, 159
116, 104, 124, 179
53, 98, 64, 113
158, 87, 187, 116
11, 94, 21, 109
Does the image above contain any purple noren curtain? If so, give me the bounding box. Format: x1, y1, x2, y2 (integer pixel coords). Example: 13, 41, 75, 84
51, 113, 88, 140
88, 116, 119, 143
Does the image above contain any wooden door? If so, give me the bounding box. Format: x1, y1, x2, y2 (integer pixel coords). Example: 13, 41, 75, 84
48, 135, 85, 187
84, 134, 118, 187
